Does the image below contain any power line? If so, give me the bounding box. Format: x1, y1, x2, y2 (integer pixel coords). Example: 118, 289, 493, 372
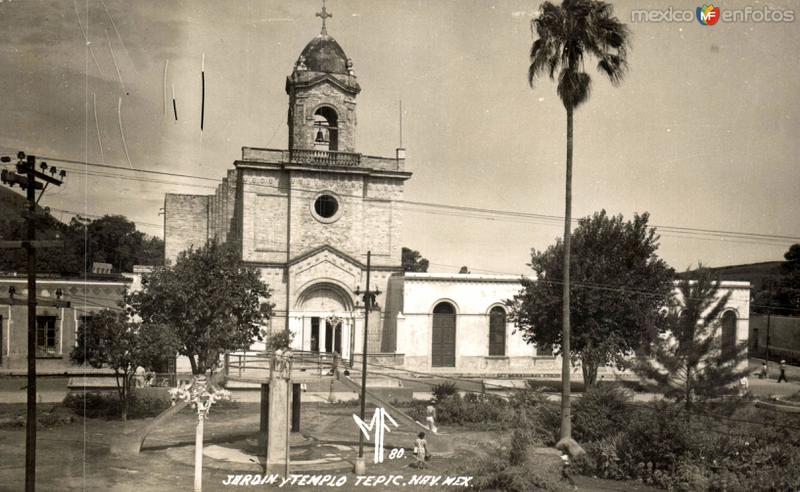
47, 206, 162, 228
6, 151, 798, 246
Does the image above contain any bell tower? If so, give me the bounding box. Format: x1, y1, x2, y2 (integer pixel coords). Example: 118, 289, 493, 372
286, 2, 360, 153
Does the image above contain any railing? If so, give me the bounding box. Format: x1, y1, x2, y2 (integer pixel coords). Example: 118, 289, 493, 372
241, 147, 404, 171
225, 349, 343, 380
289, 149, 361, 167
35, 345, 59, 358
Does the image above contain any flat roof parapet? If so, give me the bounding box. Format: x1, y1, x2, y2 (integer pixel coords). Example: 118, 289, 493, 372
240, 147, 405, 172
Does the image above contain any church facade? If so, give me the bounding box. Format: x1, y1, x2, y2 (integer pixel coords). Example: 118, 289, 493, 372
165, 17, 415, 368
163, 14, 750, 376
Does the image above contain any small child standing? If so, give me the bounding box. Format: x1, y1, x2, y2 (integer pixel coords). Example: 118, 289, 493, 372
777, 360, 788, 383
413, 432, 429, 469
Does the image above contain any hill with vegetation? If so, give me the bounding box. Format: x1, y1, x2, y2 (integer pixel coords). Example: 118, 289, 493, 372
0, 187, 163, 275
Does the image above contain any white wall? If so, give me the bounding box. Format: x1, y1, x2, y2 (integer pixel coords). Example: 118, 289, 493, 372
399, 274, 751, 375
399, 273, 541, 372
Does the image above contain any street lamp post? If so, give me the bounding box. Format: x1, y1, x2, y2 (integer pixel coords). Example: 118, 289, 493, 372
353, 251, 381, 474
170, 375, 230, 491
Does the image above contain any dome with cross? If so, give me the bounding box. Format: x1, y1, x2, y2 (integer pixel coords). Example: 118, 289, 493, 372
297, 33, 350, 75
293, 0, 352, 76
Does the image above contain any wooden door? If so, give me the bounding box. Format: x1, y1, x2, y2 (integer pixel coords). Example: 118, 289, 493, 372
432, 303, 456, 367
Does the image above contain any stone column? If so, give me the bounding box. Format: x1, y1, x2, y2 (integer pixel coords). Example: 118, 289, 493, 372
291, 383, 301, 433
258, 383, 269, 449
266, 355, 291, 475
319, 317, 327, 353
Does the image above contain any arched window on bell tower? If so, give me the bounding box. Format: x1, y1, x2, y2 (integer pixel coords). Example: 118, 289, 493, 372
313, 107, 339, 151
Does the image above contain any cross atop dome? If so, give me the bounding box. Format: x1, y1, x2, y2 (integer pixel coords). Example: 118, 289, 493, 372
316, 0, 332, 35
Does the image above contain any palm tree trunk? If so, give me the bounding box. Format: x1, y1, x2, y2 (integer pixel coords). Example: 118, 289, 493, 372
560, 107, 573, 442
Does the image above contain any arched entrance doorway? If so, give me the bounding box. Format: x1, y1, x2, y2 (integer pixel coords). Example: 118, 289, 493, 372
295, 283, 353, 359
432, 302, 456, 367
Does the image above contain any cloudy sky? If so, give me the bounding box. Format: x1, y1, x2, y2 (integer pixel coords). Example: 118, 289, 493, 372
0, 0, 798, 275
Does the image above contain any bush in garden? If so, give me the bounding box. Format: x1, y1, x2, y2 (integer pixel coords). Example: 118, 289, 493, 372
431, 382, 458, 401
408, 402, 426, 422
508, 426, 539, 466
571, 384, 633, 442
575, 433, 626, 480
532, 400, 562, 446
265, 329, 294, 352
617, 401, 701, 479
507, 386, 550, 410
63, 392, 169, 420
465, 443, 566, 492
433, 393, 508, 427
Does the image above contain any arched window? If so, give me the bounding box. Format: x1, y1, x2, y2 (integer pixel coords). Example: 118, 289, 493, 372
313, 107, 338, 151
488, 306, 506, 356
721, 311, 737, 360
432, 302, 456, 367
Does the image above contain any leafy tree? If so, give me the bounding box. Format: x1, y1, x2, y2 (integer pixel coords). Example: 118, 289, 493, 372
265, 329, 294, 352
527, 0, 630, 448
126, 242, 274, 375
0, 199, 78, 274
78, 215, 164, 272
633, 267, 749, 409
508, 210, 674, 386
402, 247, 429, 272
71, 309, 179, 420
0, 209, 164, 274
753, 243, 800, 316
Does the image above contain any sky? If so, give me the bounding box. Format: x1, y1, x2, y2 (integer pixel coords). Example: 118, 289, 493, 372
0, 0, 798, 276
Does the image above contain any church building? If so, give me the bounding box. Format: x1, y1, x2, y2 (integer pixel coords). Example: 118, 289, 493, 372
163, 10, 750, 377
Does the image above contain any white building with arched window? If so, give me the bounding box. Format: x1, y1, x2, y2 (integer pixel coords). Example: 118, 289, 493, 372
390, 275, 750, 376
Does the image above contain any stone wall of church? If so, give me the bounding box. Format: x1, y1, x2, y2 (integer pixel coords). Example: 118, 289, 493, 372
224, 170, 239, 245
365, 178, 403, 266
241, 168, 290, 264
238, 165, 404, 268
164, 194, 209, 263
289, 171, 365, 261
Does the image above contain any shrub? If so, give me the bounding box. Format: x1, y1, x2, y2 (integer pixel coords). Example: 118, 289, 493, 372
265, 330, 294, 352
571, 384, 633, 442
434, 393, 507, 427
576, 433, 625, 480
408, 402, 426, 422
508, 427, 533, 466
431, 382, 457, 402
37, 411, 75, 429
619, 401, 704, 477
0, 411, 75, 430
63, 392, 170, 420
534, 401, 562, 445
464, 443, 566, 492
471, 461, 564, 492
507, 386, 549, 410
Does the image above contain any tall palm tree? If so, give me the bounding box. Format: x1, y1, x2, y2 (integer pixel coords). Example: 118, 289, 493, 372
528, 0, 629, 453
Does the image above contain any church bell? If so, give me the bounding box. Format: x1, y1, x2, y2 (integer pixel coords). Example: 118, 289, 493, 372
315, 129, 325, 142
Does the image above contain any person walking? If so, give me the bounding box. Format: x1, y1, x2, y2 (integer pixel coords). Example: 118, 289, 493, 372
760, 361, 768, 379
425, 402, 438, 434
777, 360, 788, 383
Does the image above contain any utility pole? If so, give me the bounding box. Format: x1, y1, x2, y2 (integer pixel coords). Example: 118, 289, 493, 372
0, 152, 66, 491
766, 310, 771, 377
353, 251, 381, 475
